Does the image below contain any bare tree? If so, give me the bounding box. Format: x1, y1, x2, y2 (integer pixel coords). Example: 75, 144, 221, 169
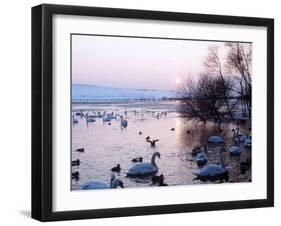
225, 42, 252, 117
177, 43, 250, 122
204, 46, 235, 119
177, 73, 237, 122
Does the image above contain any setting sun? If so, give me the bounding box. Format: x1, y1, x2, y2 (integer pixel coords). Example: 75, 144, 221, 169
176, 78, 181, 84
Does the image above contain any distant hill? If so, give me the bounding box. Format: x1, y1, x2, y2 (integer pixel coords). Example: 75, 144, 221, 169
72, 84, 176, 102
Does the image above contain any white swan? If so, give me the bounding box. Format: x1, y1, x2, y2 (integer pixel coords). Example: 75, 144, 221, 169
88, 112, 96, 118
208, 136, 224, 143
86, 115, 95, 122
235, 128, 251, 147
229, 146, 241, 155
103, 115, 110, 122
234, 128, 248, 142
82, 175, 124, 190
72, 115, 78, 124
208, 130, 224, 143
86, 113, 96, 122
193, 148, 227, 178
195, 147, 208, 167
96, 111, 103, 118
229, 130, 241, 155
244, 136, 252, 147
103, 112, 115, 122
127, 152, 160, 176
120, 115, 128, 128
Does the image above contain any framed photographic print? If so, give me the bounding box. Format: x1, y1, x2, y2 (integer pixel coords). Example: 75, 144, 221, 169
32, 4, 274, 221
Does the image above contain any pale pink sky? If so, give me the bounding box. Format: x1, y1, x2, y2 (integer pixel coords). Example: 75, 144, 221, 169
72, 35, 226, 90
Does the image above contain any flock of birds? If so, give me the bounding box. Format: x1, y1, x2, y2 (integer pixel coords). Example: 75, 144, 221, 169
72, 109, 252, 189
73, 111, 128, 128
72, 147, 165, 188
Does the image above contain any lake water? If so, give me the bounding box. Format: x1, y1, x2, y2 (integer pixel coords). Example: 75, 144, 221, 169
71, 100, 251, 190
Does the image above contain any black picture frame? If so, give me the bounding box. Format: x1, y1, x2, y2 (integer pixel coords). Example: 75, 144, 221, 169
32, 4, 274, 222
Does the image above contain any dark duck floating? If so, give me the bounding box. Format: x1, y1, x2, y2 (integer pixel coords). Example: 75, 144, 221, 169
151, 174, 168, 186
151, 174, 164, 184
75, 148, 84, 153
159, 179, 168, 186
72, 171, 79, 180
72, 159, 80, 166
132, 157, 143, 163
111, 164, 121, 172
191, 146, 202, 156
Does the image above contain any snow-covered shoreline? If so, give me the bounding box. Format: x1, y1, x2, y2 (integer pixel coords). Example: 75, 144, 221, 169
72, 84, 176, 102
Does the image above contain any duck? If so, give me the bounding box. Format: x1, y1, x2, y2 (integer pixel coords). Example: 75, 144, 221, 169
192, 147, 229, 182
195, 146, 208, 167
71, 159, 80, 166
186, 130, 191, 134
170, 128, 175, 131
151, 174, 168, 186
82, 175, 124, 190
139, 131, 142, 135
159, 177, 168, 186
111, 164, 121, 172
75, 148, 84, 153
132, 157, 143, 163
151, 174, 164, 184
120, 115, 128, 128
146, 139, 159, 147
191, 146, 202, 156
127, 152, 161, 177
72, 171, 79, 180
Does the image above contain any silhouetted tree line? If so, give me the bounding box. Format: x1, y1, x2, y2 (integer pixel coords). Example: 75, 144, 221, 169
177, 43, 252, 122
